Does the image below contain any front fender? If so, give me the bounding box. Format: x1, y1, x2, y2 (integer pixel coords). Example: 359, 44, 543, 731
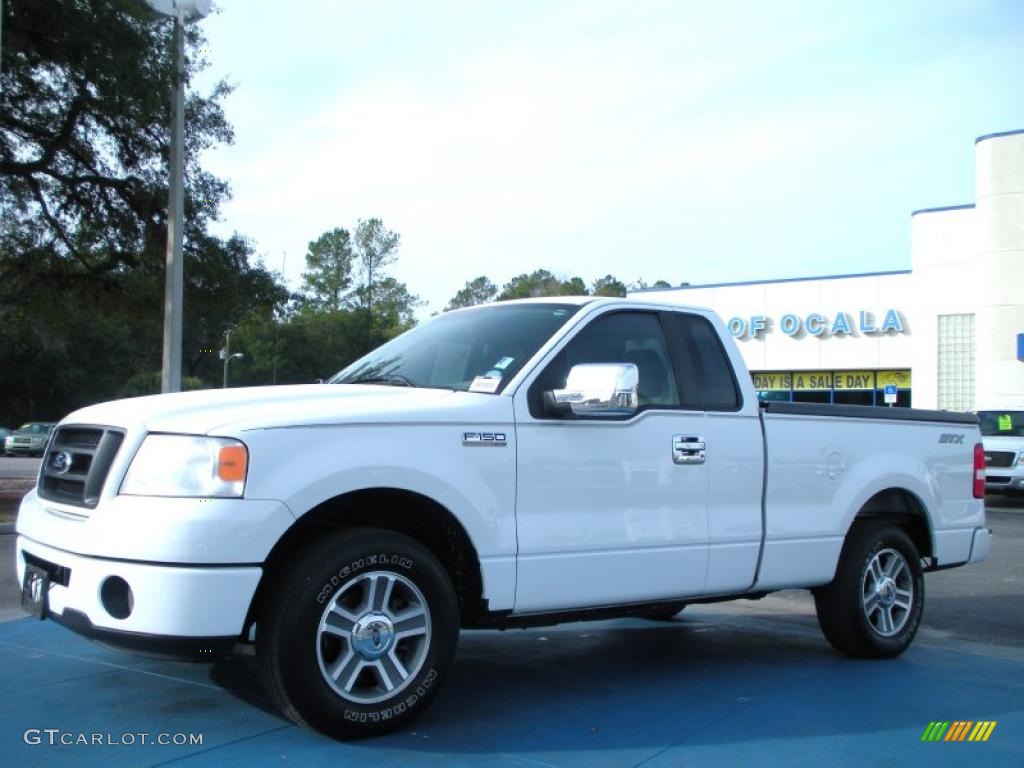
239, 417, 517, 607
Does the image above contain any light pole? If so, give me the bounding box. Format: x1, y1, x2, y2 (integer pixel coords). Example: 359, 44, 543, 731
144, 0, 212, 393
222, 352, 243, 388
220, 328, 243, 388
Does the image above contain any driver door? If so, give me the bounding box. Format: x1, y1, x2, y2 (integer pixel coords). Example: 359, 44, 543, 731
511, 309, 709, 612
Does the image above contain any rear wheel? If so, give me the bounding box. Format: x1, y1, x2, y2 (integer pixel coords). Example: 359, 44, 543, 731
814, 522, 924, 658
257, 528, 459, 739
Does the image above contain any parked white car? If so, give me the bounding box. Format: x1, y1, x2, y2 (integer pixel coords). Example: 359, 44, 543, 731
16, 298, 991, 738
979, 410, 1024, 495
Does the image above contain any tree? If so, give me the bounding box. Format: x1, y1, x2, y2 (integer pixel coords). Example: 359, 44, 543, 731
562, 276, 587, 295
445, 276, 498, 310
497, 269, 588, 300
231, 309, 369, 386
630, 278, 674, 291
364, 276, 420, 332
0, 0, 287, 422
591, 275, 627, 297
181, 233, 288, 380
227, 218, 420, 387
353, 218, 400, 314
301, 228, 353, 311
0, 0, 233, 280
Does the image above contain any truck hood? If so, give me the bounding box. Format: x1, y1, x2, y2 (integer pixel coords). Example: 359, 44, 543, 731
982, 434, 1024, 450
62, 384, 498, 435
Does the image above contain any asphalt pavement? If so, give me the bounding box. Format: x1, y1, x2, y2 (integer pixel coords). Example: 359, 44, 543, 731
0, 456, 40, 479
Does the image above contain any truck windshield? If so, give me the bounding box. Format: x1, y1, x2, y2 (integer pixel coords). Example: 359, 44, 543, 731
329, 303, 583, 393
978, 411, 1024, 437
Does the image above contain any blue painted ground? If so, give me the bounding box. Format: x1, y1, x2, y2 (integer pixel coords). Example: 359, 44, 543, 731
0, 606, 1020, 767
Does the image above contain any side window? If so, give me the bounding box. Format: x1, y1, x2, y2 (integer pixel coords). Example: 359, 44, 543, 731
671, 313, 742, 411
529, 311, 680, 417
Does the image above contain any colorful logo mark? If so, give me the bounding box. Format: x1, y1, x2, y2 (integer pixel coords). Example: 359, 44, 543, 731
921, 721, 997, 742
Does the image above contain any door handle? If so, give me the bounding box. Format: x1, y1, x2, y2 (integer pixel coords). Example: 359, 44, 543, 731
672, 435, 706, 464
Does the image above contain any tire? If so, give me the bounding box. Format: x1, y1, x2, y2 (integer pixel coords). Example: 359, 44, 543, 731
640, 601, 688, 621
813, 521, 924, 659
257, 528, 459, 739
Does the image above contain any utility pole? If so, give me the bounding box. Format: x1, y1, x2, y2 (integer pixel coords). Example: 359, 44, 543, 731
144, 1, 212, 392
161, 7, 185, 393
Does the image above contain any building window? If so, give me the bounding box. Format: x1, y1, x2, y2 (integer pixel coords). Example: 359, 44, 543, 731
937, 314, 975, 412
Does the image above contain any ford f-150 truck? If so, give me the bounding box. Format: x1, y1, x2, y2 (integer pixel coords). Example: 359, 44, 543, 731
16, 297, 992, 739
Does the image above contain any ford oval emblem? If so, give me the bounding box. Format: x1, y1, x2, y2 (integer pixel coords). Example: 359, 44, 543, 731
49, 450, 73, 476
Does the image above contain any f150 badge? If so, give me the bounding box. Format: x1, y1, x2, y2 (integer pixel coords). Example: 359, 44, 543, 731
462, 432, 508, 446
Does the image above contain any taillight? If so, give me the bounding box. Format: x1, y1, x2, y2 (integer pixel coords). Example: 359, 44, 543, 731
973, 443, 986, 499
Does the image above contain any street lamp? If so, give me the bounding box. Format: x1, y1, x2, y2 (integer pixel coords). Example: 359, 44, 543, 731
222, 352, 243, 388
144, 0, 212, 393
220, 328, 243, 388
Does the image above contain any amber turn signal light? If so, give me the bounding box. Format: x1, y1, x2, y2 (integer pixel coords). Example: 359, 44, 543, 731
218, 444, 248, 483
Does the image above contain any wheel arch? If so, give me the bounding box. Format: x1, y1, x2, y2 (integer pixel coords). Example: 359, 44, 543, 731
849, 487, 934, 560
248, 487, 486, 632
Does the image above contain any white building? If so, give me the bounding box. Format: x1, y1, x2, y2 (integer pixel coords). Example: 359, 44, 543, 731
633, 129, 1024, 412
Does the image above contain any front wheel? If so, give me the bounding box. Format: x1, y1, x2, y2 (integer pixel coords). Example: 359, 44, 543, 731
813, 522, 924, 659
257, 528, 459, 739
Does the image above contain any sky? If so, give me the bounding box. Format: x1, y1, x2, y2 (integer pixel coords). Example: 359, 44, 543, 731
192, 0, 1024, 315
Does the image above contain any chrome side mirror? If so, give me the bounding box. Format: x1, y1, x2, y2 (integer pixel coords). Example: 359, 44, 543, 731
550, 363, 639, 417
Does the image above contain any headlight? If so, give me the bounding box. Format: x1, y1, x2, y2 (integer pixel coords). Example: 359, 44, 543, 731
121, 435, 248, 498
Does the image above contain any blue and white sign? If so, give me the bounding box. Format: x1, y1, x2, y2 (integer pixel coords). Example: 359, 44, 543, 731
884, 383, 898, 404
727, 309, 906, 340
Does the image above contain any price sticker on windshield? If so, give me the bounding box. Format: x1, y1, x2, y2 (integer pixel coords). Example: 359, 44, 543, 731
469, 376, 501, 394
998, 414, 1013, 431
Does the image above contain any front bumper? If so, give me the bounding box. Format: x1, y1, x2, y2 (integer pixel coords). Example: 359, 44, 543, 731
5, 441, 43, 454
985, 472, 1024, 493
16, 487, 295, 564
16, 536, 261, 657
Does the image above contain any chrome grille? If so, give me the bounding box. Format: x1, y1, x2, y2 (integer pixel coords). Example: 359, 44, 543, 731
38, 426, 125, 509
984, 451, 1016, 469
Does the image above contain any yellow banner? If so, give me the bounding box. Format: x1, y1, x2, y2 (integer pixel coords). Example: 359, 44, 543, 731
876, 370, 911, 388
834, 370, 875, 390
752, 369, 912, 391
752, 372, 792, 391
791, 371, 834, 390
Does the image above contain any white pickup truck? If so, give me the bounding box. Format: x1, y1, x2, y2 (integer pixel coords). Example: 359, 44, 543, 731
16, 297, 992, 738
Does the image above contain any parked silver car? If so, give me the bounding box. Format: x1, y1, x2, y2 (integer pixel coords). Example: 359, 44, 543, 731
4, 422, 55, 457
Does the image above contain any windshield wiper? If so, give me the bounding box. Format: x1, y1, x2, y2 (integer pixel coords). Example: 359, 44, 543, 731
347, 374, 417, 388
